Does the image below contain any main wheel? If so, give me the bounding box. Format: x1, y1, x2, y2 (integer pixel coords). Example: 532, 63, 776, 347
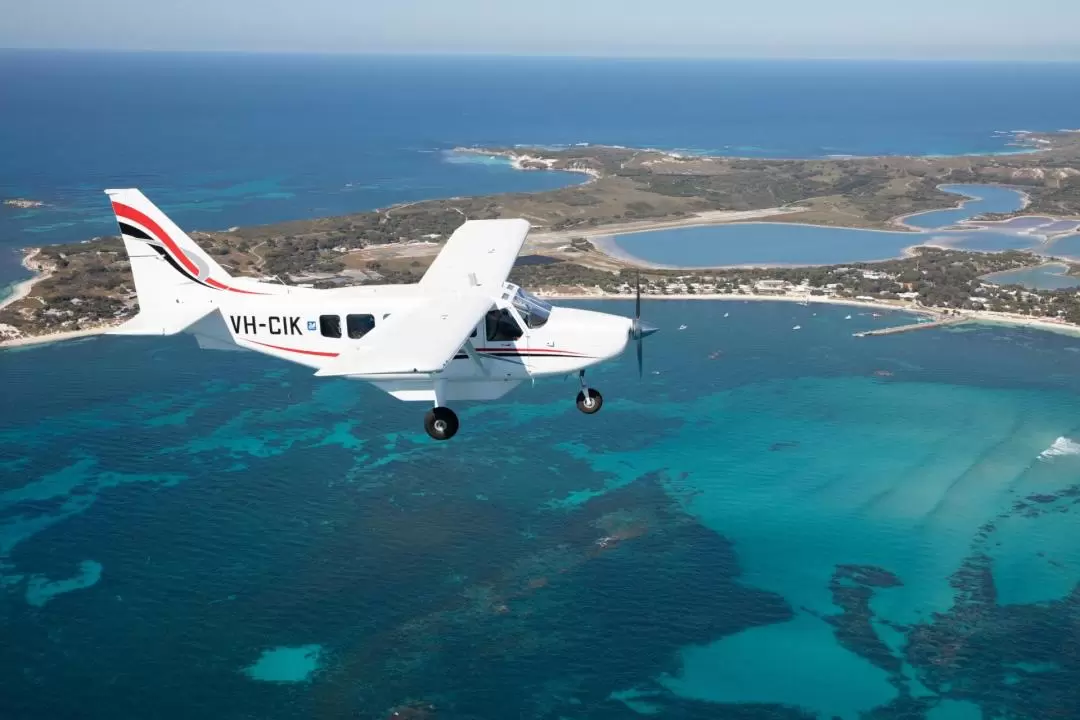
424, 406, 459, 440
576, 388, 603, 415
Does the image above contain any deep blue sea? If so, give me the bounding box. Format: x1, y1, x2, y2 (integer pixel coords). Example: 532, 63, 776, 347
5, 51, 1080, 284
6, 52, 1080, 720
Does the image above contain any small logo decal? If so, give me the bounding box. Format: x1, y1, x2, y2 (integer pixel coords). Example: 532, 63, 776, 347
307, 320, 317, 332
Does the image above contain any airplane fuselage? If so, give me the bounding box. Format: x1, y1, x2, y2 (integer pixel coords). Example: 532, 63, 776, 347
186, 287, 634, 401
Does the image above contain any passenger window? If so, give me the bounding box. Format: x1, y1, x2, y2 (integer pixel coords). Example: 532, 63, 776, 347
485, 308, 523, 342
346, 313, 376, 339
319, 315, 341, 338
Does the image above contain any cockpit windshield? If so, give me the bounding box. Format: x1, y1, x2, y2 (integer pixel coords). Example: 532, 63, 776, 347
503, 283, 552, 329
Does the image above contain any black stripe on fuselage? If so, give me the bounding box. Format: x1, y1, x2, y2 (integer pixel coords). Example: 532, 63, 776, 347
483, 352, 585, 358
451, 352, 587, 361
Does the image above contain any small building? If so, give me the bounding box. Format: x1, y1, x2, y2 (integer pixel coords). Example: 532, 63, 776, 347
754, 280, 789, 294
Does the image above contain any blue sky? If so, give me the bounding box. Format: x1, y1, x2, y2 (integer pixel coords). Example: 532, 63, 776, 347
3, 0, 1078, 60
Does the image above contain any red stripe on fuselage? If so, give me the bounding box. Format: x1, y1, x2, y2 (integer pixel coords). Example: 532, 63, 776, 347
205, 277, 265, 295
246, 339, 340, 357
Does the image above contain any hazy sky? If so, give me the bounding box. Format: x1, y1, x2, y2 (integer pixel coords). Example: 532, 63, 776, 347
4, 0, 1078, 60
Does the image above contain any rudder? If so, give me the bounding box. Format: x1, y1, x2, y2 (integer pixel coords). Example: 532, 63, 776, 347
106, 188, 235, 301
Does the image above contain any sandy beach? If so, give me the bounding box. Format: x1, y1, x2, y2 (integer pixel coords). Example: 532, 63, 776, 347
540, 291, 1080, 337
525, 206, 806, 254
5, 289, 1079, 352
0, 248, 46, 313
0, 326, 111, 349
5, 193, 1080, 351
0, 249, 115, 349
540, 290, 932, 313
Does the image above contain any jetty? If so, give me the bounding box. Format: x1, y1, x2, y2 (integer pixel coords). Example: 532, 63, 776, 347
853, 315, 969, 337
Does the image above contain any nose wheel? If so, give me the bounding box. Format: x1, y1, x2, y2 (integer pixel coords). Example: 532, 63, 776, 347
576, 370, 603, 414
424, 406, 459, 441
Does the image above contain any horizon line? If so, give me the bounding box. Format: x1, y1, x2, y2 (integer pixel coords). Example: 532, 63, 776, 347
3, 47, 1080, 64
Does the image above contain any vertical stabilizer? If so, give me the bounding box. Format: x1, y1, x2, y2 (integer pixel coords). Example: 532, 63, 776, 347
106, 188, 277, 317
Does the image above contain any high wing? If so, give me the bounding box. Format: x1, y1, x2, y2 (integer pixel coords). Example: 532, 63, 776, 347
314, 292, 493, 377
419, 218, 531, 290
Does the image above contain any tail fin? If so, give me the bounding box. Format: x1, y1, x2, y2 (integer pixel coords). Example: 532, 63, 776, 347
106, 188, 239, 305
105, 188, 268, 336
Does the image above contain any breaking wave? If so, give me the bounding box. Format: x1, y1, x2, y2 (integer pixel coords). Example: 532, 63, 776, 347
1038, 437, 1080, 461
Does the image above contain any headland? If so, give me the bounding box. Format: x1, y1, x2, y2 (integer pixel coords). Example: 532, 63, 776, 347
3, 130, 1080, 347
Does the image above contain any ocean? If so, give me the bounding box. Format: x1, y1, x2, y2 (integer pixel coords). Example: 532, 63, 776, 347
5, 52, 1080, 720
5, 51, 1080, 283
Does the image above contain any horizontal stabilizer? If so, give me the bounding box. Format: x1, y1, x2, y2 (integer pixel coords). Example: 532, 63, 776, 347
107, 304, 218, 336
314, 292, 494, 377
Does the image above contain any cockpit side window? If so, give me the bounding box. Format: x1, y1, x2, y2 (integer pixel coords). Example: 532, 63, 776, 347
485, 308, 523, 342
512, 288, 552, 329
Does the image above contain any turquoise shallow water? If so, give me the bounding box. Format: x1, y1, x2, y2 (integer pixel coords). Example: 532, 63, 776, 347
4, 300, 1080, 718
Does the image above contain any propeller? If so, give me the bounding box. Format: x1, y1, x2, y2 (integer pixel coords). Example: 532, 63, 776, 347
630, 271, 658, 377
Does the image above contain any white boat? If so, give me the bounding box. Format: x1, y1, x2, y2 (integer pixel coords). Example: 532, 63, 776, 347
678, 324, 688, 330
792, 325, 802, 330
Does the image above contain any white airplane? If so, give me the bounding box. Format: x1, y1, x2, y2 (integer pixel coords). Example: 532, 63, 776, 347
104, 189, 658, 440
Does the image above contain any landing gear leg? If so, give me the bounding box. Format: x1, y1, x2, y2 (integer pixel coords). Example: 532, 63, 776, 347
576, 369, 603, 415
424, 406, 459, 441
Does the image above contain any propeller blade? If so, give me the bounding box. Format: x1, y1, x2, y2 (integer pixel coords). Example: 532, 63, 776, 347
635, 271, 641, 321
637, 335, 644, 378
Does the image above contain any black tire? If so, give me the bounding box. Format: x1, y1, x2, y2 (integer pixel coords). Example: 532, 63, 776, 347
424, 406, 459, 440
576, 388, 603, 415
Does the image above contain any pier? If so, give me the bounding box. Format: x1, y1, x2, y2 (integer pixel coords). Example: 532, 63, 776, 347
853, 315, 969, 337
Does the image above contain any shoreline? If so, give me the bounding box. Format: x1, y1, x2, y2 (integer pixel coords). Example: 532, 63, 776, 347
7, 138, 1080, 350
450, 147, 601, 184
495, 129, 1048, 164
527, 206, 810, 266
0, 326, 111, 350
8, 291, 1080, 351
577, 185, 1080, 272
893, 182, 1033, 231
544, 291, 1080, 337
0, 249, 113, 348
0, 249, 45, 313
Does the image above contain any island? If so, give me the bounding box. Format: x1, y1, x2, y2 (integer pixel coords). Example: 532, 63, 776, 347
3, 198, 45, 209
2, 130, 1080, 346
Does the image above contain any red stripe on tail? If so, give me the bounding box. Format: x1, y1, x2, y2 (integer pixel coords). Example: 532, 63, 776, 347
112, 202, 200, 277
114, 202, 267, 296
